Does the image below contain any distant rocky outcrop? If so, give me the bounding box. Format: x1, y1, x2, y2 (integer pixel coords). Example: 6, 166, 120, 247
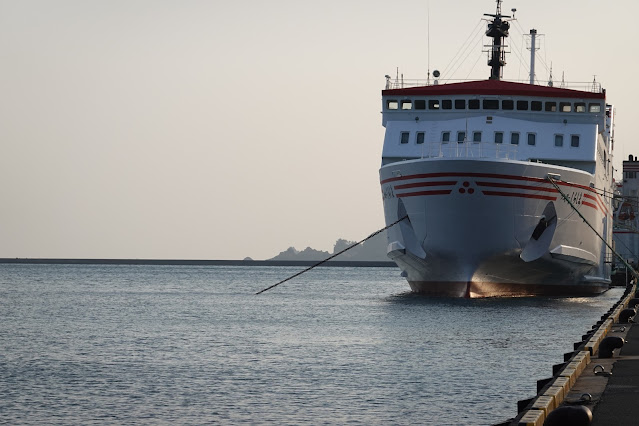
268, 231, 388, 261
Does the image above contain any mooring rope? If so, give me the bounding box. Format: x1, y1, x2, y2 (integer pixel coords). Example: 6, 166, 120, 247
255, 215, 408, 295
546, 176, 639, 281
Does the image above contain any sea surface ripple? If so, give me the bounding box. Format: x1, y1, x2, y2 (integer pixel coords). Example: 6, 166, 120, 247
0, 264, 624, 425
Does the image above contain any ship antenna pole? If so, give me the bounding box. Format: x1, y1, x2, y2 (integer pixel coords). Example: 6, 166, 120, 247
427, 0, 431, 85
484, 0, 511, 81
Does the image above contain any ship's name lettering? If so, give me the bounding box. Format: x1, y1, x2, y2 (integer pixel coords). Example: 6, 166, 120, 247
562, 191, 583, 205
381, 186, 395, 200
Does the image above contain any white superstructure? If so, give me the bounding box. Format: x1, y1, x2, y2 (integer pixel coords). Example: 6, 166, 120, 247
379, 1, 615, 297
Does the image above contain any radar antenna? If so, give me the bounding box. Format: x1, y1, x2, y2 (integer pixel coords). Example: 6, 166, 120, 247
484, 0, 514, 80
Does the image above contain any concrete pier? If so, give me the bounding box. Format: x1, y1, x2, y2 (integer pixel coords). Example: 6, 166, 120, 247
510, 283, 638, 425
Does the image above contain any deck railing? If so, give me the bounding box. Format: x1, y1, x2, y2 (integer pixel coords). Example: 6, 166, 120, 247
418, 141, 519, 160
384, 78, 603, 94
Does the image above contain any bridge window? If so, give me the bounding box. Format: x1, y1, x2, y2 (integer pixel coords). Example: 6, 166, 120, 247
554, 134, 564, 147
416, 132, 425, 144
527, 133, 536, 146
401, 100, 412, 110
442, 99, 452, 109
414, 100, 426, 110
473, 131, 482, 142
429, 100, 440, 110
469, 99, 480, 110
455, 99, 466, 109
442, 131, 450, 142
517, 100, 529, 111
589, 103, 602, 113
575, 102, 586, 113
560, 102, 572, 112
400, 132, 409, 144
457, 131, 466, 143
545, 102, 557, 112
571, 135, 580, 147
387, 100, 398, 110
502, 100, 514, 110
495, 132, 504, 144
531, 101, 542, 111
483, 99, 499, 110
510, 132, 519, 145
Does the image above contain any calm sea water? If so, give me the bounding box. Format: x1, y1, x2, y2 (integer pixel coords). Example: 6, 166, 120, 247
0, 264, 624, 425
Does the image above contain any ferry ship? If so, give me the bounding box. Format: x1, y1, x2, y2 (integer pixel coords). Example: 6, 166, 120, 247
379, 1, 615, 297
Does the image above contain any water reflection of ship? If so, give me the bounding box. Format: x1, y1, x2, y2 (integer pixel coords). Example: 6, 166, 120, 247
612, 154, 639, 285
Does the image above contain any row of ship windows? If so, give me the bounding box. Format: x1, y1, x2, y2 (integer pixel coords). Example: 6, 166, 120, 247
625, 171, 637, 179
400, 131, 581, 147
387, 99, 602, 113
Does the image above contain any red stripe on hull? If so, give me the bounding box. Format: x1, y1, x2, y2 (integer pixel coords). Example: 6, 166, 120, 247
582, 201, 598, 211
381, 172, 601, 196
476, 181, 558, 193
396, 189, 452, 198
481, 191, 557, 201
394, 180, 457, 190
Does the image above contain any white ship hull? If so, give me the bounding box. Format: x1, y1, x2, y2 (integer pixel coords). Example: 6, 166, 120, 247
380, 158, 612, 297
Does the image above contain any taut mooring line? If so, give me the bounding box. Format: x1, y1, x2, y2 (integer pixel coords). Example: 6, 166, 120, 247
546, 176, 639, 281
255, 216, 408, 295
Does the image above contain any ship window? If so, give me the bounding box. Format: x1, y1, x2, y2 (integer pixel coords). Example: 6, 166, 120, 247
429, 100, 440, 110
554, 134, 564, 147
483, 99, 499, 110
454, 99, 466, 109
414, 100, 426, 110
527, 133, 536, 145
400, 132, 409, 144
517, 100, 529, 111
545, 101, 557, 112
589, 103, 602, 113
495, 132, 504, 144
510, 132, 519, 145
401, 100, 412, 110
575, 102, 586, 113
457, 131, 466, 142
387, 100, 398, 110
416, 132, 425, 144
531, 101, 542, 111
473, 131, 482, 142
469, 99, 480, 109
502, 100, 514, 110
442, 131, 450, 142
441, 99, 452, 109
560, 102, 572, 112
571, 135, 580, 147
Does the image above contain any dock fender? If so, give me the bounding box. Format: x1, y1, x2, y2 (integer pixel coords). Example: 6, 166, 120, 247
543, 406, 592, 426
598, 336, 625, 358
619, 308, 636, 323
520, 201, 557, 262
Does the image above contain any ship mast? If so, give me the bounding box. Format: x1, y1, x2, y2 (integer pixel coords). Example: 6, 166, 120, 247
484, 0, 512, 81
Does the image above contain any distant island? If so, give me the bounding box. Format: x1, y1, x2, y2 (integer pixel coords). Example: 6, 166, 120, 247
0, 232, 392, 267
265, 231, 388, 262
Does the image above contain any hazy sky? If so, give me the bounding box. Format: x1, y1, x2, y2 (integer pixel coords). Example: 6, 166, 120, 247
1, 0, 637, 260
